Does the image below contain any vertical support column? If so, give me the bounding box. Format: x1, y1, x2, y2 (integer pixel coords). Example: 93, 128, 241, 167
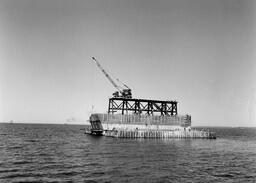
122, 99, 125, 115
172, 101, 178, 115
134, 100, 137, 114
147, 102, 153, 115
170, 102, 173, 116
150, 102, 153, 115
175, 102, 178, 115
147, 101, 150, 115
165, 102, 167, 115
162, 102, 167, 115
138, 101, 141, 115
125, 99, 128, 115
108, 98, 111, 114
161, 102, 164, 115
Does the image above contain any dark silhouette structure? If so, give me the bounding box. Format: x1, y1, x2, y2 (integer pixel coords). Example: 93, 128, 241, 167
108, 97, 178, 116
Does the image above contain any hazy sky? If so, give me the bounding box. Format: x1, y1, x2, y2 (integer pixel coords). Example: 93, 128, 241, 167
0, 0, 255, 126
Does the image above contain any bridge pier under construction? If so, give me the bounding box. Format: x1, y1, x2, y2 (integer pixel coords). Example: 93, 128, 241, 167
87, 57, 216, 139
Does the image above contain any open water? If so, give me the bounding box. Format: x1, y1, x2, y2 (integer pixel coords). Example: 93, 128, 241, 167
0, 123, 256, 183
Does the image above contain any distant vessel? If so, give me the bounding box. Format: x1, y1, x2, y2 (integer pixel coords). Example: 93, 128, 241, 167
87, 57, 216, 139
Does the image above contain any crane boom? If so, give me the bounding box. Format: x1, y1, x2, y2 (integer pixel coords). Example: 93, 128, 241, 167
91, 57, 132, 98
91, 57, 121, 92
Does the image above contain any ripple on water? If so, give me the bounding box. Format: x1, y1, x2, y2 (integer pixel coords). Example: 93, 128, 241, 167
0, 124, 255, 183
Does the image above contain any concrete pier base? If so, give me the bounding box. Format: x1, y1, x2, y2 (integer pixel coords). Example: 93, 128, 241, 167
103, 129, 216, 139
88, 113, 217, 139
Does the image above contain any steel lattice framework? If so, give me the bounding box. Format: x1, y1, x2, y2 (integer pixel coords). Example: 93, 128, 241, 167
108, 97, 178, 116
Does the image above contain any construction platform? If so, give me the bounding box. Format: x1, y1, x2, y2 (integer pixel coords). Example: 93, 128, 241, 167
87, 57, 216, 139
87, 97, 216, 139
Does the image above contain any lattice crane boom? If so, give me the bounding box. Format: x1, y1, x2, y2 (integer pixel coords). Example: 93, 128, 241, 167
91, 57, 121, 92
91, 57, 132, 98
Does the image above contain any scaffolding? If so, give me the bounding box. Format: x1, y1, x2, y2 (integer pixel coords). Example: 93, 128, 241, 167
108, 97, 178, 116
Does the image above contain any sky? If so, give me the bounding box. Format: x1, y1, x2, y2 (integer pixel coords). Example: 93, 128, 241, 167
0, 0, 255, 126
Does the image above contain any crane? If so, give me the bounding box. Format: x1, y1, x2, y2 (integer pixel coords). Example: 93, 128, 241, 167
91, 57, 132, 98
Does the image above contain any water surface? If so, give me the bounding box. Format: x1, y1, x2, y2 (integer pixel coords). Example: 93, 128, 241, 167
0, 123, 255, 182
